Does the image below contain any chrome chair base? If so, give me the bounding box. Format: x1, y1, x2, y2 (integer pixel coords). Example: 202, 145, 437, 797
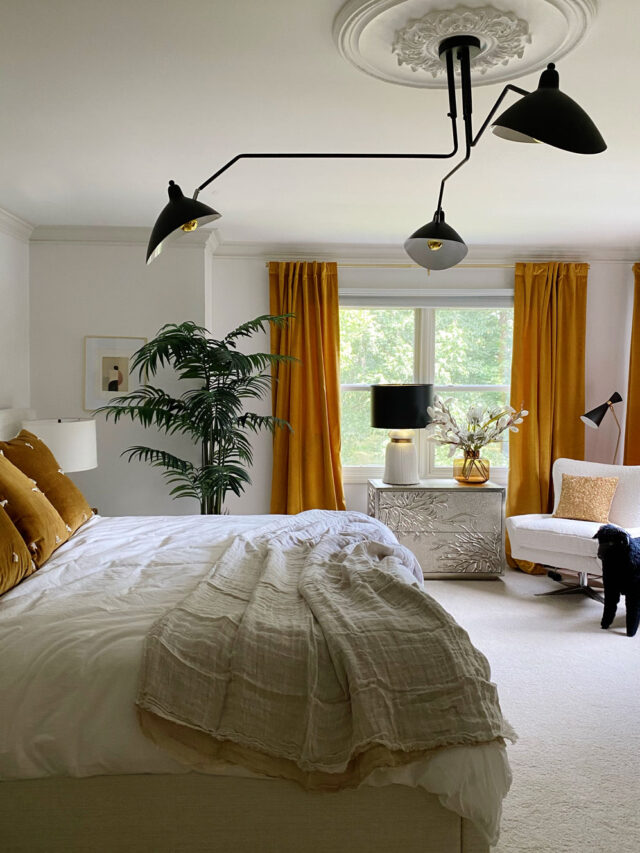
535, 570, 604, 604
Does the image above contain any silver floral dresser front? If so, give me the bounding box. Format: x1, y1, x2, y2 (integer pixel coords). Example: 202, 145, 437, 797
368, 479, 505, 579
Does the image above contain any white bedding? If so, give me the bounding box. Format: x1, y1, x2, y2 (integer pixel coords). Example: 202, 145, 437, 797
0, 513, 511, 845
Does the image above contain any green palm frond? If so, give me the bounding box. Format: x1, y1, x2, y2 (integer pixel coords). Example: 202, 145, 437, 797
239, 413, 292, 434
122, 446, 195, 474
129, 322, 209, 380
96, 386, 189, 432
224, 314, 293, 344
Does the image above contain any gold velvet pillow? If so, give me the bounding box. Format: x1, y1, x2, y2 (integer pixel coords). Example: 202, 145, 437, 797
0, 504, 36, 595
0, 430, 93, 534
0, 453, 69, 566
553, 474, 619, 523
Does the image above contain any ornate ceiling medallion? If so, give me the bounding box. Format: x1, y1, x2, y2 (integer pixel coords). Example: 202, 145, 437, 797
392, 6, 530, 78
333, 0, 598, 89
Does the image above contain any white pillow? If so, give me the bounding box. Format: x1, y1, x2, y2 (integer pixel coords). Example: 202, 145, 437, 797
552, 458, 640, 528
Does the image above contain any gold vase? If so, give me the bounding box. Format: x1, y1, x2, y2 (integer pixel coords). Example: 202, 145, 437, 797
453, 450, 490, 484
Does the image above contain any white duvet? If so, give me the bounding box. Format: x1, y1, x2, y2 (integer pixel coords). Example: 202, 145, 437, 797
0, 514, 511, 845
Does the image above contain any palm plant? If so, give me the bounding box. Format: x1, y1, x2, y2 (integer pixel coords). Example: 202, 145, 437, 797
97, 316, 293, 514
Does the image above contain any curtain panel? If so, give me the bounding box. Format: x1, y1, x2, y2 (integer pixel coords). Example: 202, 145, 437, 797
269, 261, 346, 514
624, 263, 640, 465
506, 261, 588, 573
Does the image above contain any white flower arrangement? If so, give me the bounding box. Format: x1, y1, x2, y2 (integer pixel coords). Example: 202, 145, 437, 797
425, 395, 529, 457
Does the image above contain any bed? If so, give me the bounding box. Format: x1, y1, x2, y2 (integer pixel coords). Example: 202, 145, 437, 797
0, 415, 513, 853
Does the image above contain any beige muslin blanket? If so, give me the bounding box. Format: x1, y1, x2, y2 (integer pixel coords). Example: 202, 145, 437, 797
137, 510, 515, 790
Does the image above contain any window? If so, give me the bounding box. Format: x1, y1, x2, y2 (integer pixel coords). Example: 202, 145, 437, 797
340, 308, 415, 467
339, 306, 514, 477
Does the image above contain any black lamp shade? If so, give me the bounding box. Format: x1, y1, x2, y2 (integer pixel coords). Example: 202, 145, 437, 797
404, 210, 468, 271
492, 63, 606, 155
371, 384, 433, 429
580, 391, 623, 429
146, 181, 221, 264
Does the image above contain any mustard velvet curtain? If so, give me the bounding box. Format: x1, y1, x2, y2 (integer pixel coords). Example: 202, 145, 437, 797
624, 263, 640, 465
506, 262, 588, 573
269, 261, 346, 514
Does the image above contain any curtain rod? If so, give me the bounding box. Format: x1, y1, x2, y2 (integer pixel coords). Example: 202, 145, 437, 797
263, 262, 515, 270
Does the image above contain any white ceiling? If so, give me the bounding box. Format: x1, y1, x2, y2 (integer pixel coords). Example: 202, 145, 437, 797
1, 0, 639, 253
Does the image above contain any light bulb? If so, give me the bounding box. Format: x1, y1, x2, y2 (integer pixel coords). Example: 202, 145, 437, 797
427, 240, 443, 251
181, 220, 198, 232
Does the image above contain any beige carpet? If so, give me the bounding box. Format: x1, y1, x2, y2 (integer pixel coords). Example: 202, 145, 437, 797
427, 569, 640, 853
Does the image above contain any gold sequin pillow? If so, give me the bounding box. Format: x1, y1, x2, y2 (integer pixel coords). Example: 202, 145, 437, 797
553, 474, 619, 523
0, 504, 36, 595
0, 430, 93, 534
0, 453, 69, 567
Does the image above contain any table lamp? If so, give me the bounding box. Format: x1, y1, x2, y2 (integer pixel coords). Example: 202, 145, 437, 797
580, 392, 623, 464
371, 384, 433, 485
21, 418, 98, 472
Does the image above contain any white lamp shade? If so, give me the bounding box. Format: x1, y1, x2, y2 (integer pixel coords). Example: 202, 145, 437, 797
22, 419, 98, 472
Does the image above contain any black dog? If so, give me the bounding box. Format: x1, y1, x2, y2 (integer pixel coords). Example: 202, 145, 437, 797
593, 524, 640, 637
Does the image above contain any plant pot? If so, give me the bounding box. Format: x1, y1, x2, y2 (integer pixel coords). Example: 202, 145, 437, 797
453, 450, 490, 484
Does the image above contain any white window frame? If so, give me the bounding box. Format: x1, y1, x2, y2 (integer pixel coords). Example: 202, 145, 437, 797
340, 297, 513, 485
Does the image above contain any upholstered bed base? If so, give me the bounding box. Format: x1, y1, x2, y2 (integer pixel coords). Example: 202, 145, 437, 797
0, 774, 488, 853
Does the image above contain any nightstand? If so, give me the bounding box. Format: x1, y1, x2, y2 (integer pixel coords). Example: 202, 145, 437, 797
367, 479, 505, 579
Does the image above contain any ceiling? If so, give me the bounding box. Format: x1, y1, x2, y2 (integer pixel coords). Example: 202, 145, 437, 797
1, 0, 638, 253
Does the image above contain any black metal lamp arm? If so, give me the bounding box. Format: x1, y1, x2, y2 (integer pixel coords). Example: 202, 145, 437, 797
435, 42, 473, 213
193, 48, 461, 199
191, 54, 530, 214
471, 83, 529, 147
194, 138, 458, 197
435, 73, 530, 212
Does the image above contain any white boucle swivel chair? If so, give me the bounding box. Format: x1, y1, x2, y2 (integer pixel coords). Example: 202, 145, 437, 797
506, 458, 640, 602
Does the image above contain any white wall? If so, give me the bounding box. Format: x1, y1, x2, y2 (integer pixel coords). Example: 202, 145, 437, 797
0, 210, 31, 409
208, 255, 272, 514
29, 230, 208, 516
585, 262, 634, 464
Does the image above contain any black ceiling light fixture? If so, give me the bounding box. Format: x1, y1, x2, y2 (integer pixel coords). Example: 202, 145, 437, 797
146, 35, 606, 269
146, 181, 221, 263
404, 209, 468, 270
492, 63, 607, 154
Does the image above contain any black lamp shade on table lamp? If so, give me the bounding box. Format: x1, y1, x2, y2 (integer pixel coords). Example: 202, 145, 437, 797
371, 384, 433, 484
371, 384, 433, 429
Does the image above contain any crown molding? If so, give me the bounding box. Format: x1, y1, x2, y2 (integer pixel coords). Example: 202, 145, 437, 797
20, 227, 640, 266
0, 207, 33, 243
29, 225, 216, 249
467, 244, 640, 264
210, 240, 410, 262
211, 239, 640, 265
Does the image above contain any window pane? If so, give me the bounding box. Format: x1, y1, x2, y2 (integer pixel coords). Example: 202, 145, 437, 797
340, 308, 415, 385
340, 390, 387, 466
434, 308, 513, 385
432, 390, 510, 468
340, 308, 415, 467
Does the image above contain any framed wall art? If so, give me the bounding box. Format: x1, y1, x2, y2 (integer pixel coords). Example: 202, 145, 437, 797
83, 336, 146, 412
